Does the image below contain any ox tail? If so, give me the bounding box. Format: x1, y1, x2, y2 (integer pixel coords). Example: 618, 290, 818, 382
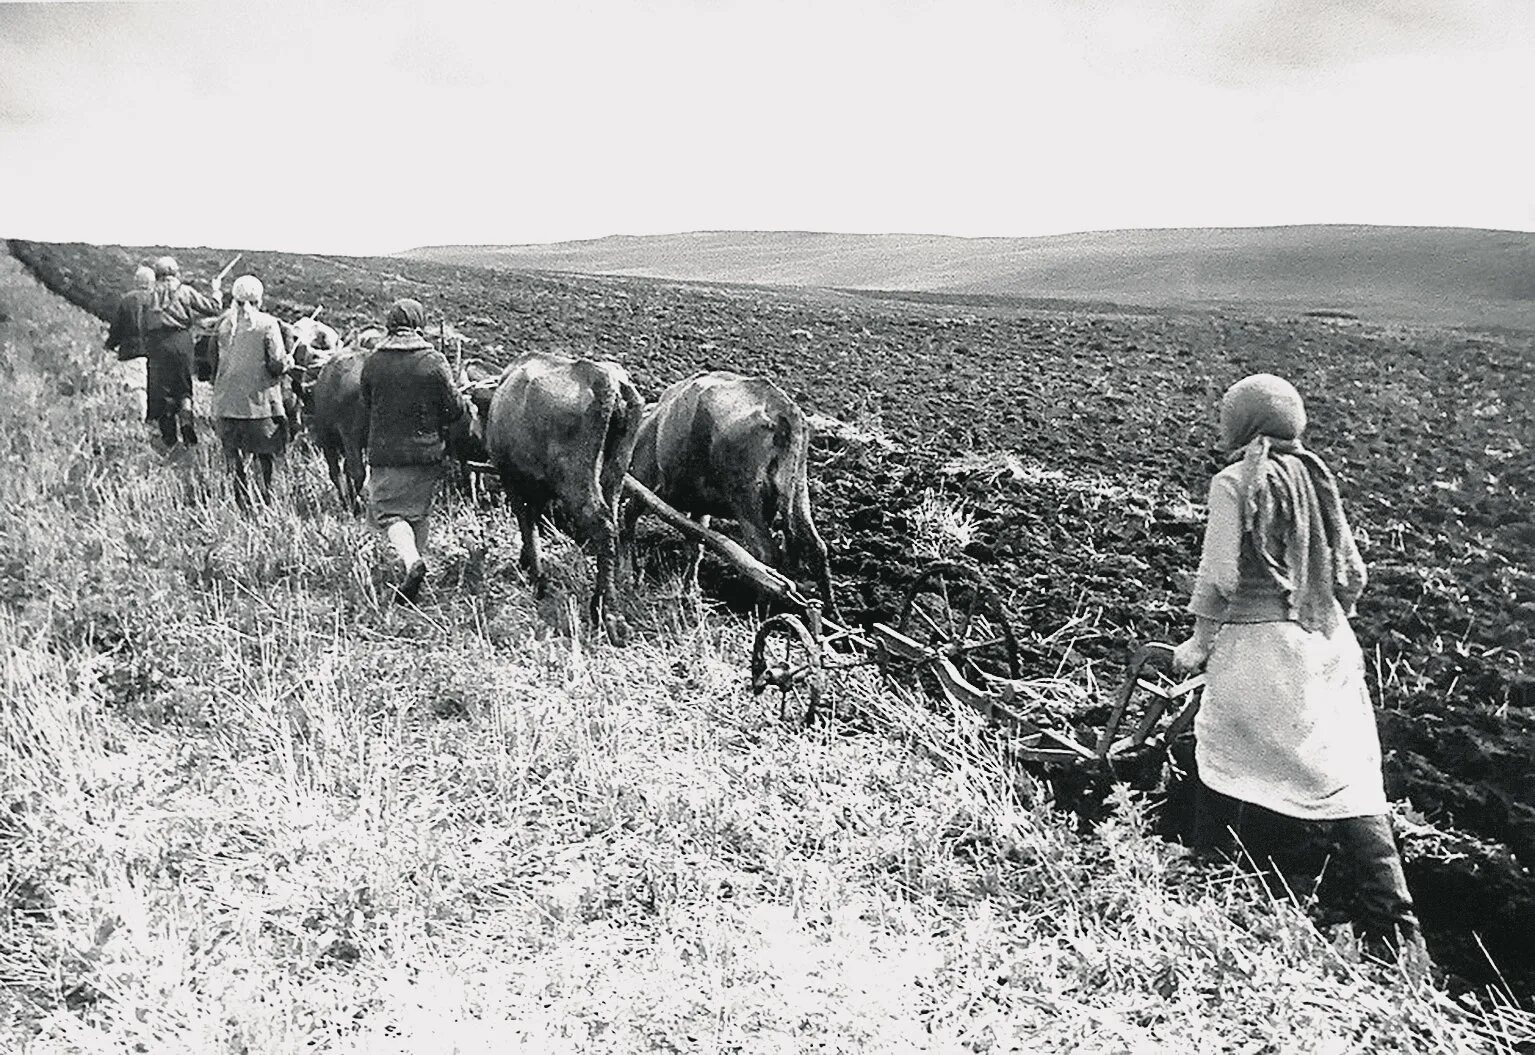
589, 371, 643, 503
772, 407, 836, 616
584, 369, 644, 638
581, 378, 620, 504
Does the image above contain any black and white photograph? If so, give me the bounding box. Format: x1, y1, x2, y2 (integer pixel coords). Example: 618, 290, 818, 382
2, 0, 1533, 1050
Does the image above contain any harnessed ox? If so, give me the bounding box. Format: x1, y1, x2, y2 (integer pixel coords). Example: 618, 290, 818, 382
622, 370, 834, 613
278, 317, 342, 432
305, 326, 384, 513
464, 350, 644, 640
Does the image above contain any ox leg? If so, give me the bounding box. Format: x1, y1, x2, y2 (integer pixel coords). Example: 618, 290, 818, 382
592, 499, 627, 643
683, 514, 710, 598
570, 492, 625, 642
619, 493, 644, 586
741, 511, 809, 615
321, 441, 348, 511
513, 499, 546, 597
342, 441, 366, 516
737, 515, 781, 570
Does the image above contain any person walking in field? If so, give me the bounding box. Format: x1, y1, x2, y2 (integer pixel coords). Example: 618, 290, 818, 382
211, 275, 291, 511
144, 256, 224, 449
360, 297, 466, 605
1171, 372, 1423, 961
105, 264, 156, 362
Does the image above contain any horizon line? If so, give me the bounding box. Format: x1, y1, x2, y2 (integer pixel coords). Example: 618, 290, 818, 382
398, 220, 1535, 256
7, 220, 1535, 261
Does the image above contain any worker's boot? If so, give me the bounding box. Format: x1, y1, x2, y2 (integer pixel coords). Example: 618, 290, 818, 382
395, 560, 427, 605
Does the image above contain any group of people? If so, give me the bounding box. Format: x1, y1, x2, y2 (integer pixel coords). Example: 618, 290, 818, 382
106, 259, 464, 603
106, 257, 223, 448
102, 260, 1427, 966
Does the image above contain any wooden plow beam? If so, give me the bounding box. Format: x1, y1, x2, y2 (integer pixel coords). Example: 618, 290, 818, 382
621, 475, 832, 620
456, 462, 813, 614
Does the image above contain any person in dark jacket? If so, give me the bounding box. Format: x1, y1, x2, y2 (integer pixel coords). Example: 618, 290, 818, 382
144, 256, 224, 448
105, 264, 156, 362
360, 298, 465, 604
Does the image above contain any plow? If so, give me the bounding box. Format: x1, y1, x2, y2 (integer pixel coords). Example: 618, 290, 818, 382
621, 477, 1205, 775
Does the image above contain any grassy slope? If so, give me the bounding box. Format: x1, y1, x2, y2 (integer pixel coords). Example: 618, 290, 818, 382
405, 226, 1535, 330
0, 265, 1528, 1051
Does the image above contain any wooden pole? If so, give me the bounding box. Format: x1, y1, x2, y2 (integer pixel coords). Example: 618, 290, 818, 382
622, 475, 822, 618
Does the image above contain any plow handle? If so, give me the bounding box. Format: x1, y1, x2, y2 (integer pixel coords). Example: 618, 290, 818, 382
1095, 643, 1176, 758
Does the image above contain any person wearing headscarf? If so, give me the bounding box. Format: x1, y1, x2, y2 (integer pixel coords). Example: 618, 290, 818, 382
211, 276, 291, 511
359, 298, 466, 604
105, 264, 156, 362
143, 255, 224, 448
1172, 373, 1422, 960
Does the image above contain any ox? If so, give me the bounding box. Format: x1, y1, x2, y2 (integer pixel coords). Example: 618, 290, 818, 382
287, 316, 343, 361
622, 370, 834, 613
283, 316, 344, 422
307, 326, 385, 513
467, 350, 644, 640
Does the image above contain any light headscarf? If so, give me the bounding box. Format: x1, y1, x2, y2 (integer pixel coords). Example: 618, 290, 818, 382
151, 255, 181, 313
1218, 373, 1366, 634
230, 274, 263, 334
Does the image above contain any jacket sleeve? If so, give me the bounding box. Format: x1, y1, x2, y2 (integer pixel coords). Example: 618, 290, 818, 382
106, 297, 129, 350
432, 353, 465, 430
263, 319, 293, 378
1187, 473, 1242, 621
180, 285, 224, 319
1331, 507, 1368, 616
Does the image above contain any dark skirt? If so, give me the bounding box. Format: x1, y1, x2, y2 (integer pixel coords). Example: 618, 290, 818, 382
144, 329, 195, 421
218, 417, 286, 456
367, 464, 444, 528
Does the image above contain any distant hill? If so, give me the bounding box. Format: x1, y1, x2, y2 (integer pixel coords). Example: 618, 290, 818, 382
405, 225, 1535, 330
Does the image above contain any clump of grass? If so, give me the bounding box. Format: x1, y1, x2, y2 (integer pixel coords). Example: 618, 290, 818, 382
806, 411, 899, 456
941, 449, 1186, 516
909, 489, 980, 560
2, 247, 1531, 1052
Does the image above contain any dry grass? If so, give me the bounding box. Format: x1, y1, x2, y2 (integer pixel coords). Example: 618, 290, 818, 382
909, 491, 981, 561
805, 412, 899, 457
938, 451, 1184, 516
1, 249, 1530, 1053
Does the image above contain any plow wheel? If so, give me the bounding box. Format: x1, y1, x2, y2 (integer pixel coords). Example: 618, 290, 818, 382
898, 562, 1021, 689
751, 614, 825, 726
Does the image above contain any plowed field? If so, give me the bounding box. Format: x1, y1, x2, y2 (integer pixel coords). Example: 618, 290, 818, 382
12, 237, 1535, 992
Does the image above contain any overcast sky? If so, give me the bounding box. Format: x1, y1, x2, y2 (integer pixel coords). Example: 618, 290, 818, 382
2, 0, 1532, 254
